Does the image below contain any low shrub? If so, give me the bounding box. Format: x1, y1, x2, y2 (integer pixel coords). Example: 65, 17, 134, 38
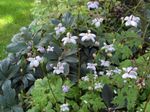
0, 0, 150, 111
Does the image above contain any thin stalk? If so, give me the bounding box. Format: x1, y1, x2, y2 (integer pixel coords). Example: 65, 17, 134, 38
40, 64, 57, 103
47, 76, 57, 103
133, 0, 143, 13
142, 23, 149, 39
77, 6, 81, 82
143, 93, 150, 112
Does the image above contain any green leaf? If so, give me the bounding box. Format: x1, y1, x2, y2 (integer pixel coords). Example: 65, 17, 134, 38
12, 105, 24, 112
7, 42, 27, 53
120, 59, 132, 67
0, 59, 19, 85
51, 19, 60, 25
81, 92, 105, 111
63, 56, 78, 63
62, 12, 75, 27
2, 80, 16, 106
121, 46, 132, 59
26, 74, 35, 81
112, 89, 126, 108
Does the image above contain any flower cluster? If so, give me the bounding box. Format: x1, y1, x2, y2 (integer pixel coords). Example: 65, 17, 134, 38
94, 82, 104, 90
100, 60, 110, 67
53, 62, 66, 74
55, 23, 66, 35
27, 56, 43, 68
87, 63, 97, 71
81, 76, 89, 81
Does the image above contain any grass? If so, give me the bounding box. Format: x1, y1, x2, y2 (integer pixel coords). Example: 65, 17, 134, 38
0, 0, 33, 60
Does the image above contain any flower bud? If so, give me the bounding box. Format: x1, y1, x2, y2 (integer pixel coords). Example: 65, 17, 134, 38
92, 53, 97, 58
94, 41, 100, 46
107, 53, 112, 57
27, 53, 32, 57
88, 86, 93, 91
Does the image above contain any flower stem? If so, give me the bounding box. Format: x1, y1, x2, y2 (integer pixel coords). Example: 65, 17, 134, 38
77, 2, 81, 82
47, 76, 57, 103
143, 93, 150, 112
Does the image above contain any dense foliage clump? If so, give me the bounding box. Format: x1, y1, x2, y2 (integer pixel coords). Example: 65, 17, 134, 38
0, 0, 150, 111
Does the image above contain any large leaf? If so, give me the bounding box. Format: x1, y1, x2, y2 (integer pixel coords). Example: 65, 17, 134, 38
2, 80, 16, 106
63, 56, 78, 63
62, 12, 75, 27
7, 42, 28, 53
0, 59, 19, 85
101, 84, 113, 107
0, 80, 19, 111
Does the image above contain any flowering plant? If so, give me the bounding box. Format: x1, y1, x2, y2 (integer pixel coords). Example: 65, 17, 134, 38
0, 0, 150, 112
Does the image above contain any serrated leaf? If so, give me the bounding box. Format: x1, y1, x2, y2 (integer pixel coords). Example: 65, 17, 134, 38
120, 59, 132, 67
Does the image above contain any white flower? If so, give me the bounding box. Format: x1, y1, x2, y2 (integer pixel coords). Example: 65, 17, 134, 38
37, 46, 45, 53
122, 67, 138, 79
29, 59, 39, 68
94, 82, 103, 90
55, 23, 66, 35
47, 46, 54, 52
87, 1, 99, 9
62, 32, 78, 45
92, 18, 104, 27
81, 76, 89, 81
122, 15, 140, 27
100, 60, 110, 67
113, 67, 122, 74
79, 30, 96, 42
27, 56, 43, 68
114, 90, 117, 94
60, 103, 69, 112
36, 56, 43, 62
99, 71, 104, 75
93, 74, 98, 80
106, 70, 113, 77
87, 63, 97, 71
101, 43, 115, 53
53, 62, 66, 74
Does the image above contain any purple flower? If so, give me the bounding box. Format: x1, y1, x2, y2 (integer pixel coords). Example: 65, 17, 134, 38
62, 85, 69, 93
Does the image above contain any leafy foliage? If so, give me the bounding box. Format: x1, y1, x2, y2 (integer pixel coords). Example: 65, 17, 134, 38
0, 80, 23, 112
0, 0, 150, 111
